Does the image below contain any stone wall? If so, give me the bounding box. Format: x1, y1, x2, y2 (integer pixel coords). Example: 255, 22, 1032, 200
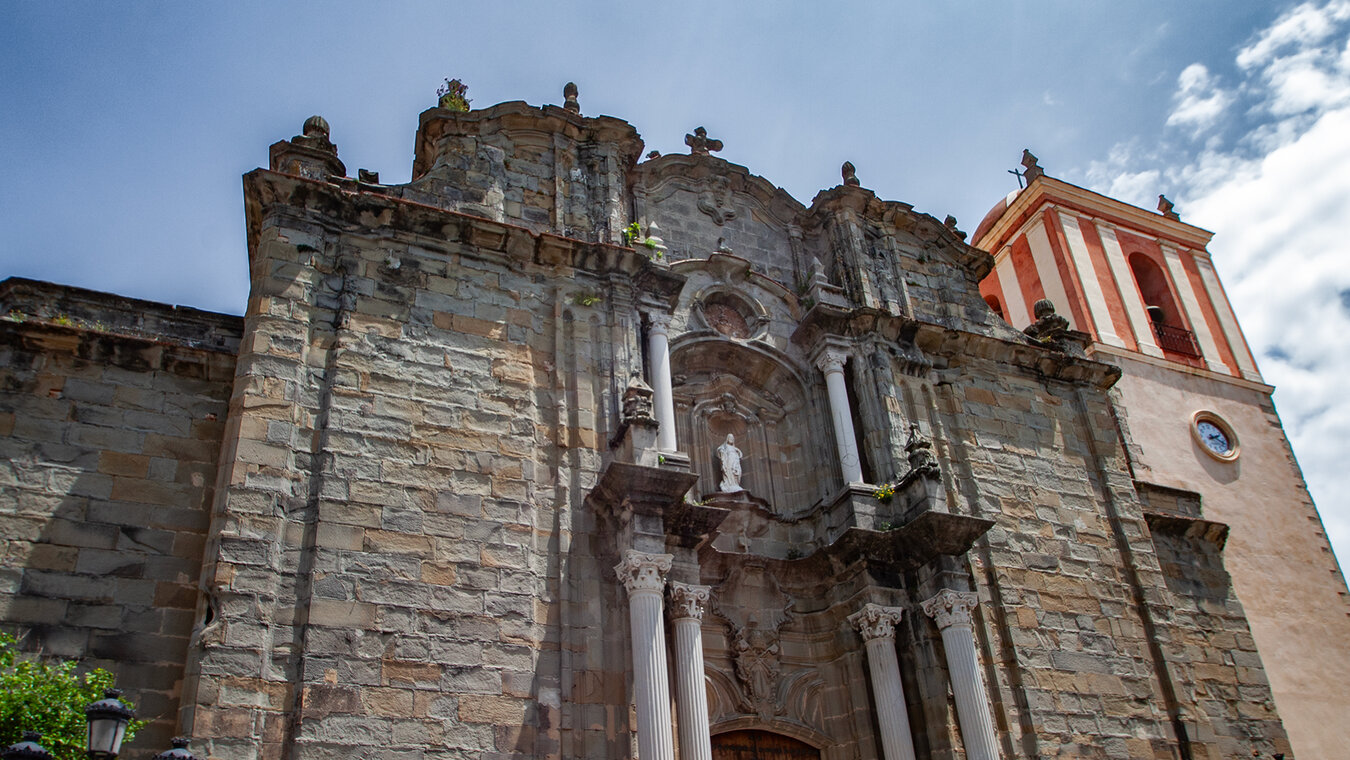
0, 280, 240, 756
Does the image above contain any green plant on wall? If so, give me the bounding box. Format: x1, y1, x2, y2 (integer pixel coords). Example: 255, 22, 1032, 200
437, 78, 471, 111
0, 634, 146, 760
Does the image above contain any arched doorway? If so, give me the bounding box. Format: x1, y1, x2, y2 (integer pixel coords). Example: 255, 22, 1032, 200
711, 730, 820, 760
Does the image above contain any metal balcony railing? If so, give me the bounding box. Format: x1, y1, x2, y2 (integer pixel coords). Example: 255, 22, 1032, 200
1152, 321, 1201, 358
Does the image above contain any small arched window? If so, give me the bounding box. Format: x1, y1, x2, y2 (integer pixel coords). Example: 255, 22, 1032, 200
984, 294, 1006, 321
1128, 253, 1181, 326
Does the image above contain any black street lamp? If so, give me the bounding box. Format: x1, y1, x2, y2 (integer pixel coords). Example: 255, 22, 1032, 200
2, 732, 54, 760
84, 689, 134, 759
152, 738, 199, 760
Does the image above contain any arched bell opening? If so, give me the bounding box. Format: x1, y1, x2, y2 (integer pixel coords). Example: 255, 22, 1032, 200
670, 338, 835, 514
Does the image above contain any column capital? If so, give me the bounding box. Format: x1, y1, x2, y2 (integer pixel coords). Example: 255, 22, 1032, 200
668, 582, 712, 621
814, 347, 848, 374
921, 589, 979, 631
615, 550, 673, 595
849, 603, 905, 642
646, 311, 672, 334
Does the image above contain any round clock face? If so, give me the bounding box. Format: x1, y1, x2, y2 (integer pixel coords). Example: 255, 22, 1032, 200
1196, 420, 1231, 455
1192, 412, 1239, 461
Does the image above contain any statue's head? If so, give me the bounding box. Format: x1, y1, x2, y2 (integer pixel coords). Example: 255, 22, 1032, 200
726, 433, 735, 444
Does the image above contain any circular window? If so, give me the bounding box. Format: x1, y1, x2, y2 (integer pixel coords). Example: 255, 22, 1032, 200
1191, 411, 1239, 461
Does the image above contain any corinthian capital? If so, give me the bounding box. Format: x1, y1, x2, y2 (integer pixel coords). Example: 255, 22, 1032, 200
814, 347, 848, 375
848, 603, 904, 641
615, 550, 673, 595
646, 311, 672, 335
921, 589, 979, 631
668, 582, 711, 621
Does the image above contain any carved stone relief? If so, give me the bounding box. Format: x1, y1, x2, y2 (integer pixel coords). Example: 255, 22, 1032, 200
713, 564, 793, 719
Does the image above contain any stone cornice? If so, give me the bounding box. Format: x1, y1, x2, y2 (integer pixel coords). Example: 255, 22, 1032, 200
791, 304, 1121, 389
976, 175, 1215, 254
243, 169, 686, 303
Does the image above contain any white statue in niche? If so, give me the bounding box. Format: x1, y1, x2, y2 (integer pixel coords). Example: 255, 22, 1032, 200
716, 433, 744, 492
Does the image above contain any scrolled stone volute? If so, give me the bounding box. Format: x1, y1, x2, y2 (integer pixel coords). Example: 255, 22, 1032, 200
849, 602, 904, 641
921, 588, 979, 630
668, 582, 711, 621
615, 550, 673, 595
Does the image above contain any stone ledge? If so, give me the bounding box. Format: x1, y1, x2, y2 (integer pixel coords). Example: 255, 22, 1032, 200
1144, 511, 1230, 550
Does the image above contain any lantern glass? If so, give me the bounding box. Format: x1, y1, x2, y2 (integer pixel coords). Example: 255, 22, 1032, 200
86, 716, 127, 757
84, 689, 134, 759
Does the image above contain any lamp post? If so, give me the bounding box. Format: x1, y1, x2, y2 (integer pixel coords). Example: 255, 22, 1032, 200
2, 732, 54, 760
84, 689, 134, 759
152, 738, 199, 760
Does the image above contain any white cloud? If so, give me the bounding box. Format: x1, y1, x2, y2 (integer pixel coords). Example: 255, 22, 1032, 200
1236, 0, 1350, 69
1166, 63, 1234, 136
1084, 0, 1350, 566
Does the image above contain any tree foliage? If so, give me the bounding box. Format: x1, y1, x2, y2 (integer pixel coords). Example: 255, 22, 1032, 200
0, 634, 145, 760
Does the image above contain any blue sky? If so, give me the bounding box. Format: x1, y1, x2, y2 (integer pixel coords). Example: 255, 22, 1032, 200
4, 2, 1349, 566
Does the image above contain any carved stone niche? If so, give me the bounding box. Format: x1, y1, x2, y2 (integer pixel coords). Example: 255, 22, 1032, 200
671, 339, 834, 514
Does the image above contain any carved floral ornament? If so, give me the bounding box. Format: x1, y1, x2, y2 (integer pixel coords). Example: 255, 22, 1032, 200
668, 582, 712, 621
921, 589, 979, 631
614, 550, 673, 595
814, 348, 848, 375
848, 603, 904, 642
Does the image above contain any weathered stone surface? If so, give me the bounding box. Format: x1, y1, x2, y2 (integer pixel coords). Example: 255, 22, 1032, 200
0, 99, 1303, 760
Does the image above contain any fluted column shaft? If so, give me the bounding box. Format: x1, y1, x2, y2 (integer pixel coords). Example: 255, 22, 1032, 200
923, 590, 999, 760
647, 314, 678, 452
849, 604, 918, 760
617, 551, 676, 760
669, 583, 713, 760
816, 348, 863, 484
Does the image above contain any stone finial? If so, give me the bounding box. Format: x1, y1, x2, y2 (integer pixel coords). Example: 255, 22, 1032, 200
685, 126, 723, 156
842, 161, 860, 186
294, 115, 337, 154
303, 115, 329, 138
1020, 149, 1044, 181
905, 423, 940, 480
563, 82, 580, 113
1024, 298, 1069, 344
622, 373, 656, 425
1158, 194, 1180, 220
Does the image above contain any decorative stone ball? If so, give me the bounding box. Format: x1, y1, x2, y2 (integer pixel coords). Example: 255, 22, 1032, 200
303, 115, 330, 138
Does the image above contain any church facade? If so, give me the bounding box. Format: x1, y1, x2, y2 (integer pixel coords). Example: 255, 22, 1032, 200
1, 87, 1342, 760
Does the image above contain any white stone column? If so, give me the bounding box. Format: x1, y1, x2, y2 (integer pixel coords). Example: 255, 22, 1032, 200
647, 313, 678, 452
616, 550, 676, 760
922, 590, 999, 760
815, 348, 863, 484
848, 603, 918, 760
669, 583, 713, 760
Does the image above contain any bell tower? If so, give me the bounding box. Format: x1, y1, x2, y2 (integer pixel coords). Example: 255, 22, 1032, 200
973, 152, 1350, 760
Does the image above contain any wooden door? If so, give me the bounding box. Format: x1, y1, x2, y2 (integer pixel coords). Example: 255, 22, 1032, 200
711, 730, 820, 760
